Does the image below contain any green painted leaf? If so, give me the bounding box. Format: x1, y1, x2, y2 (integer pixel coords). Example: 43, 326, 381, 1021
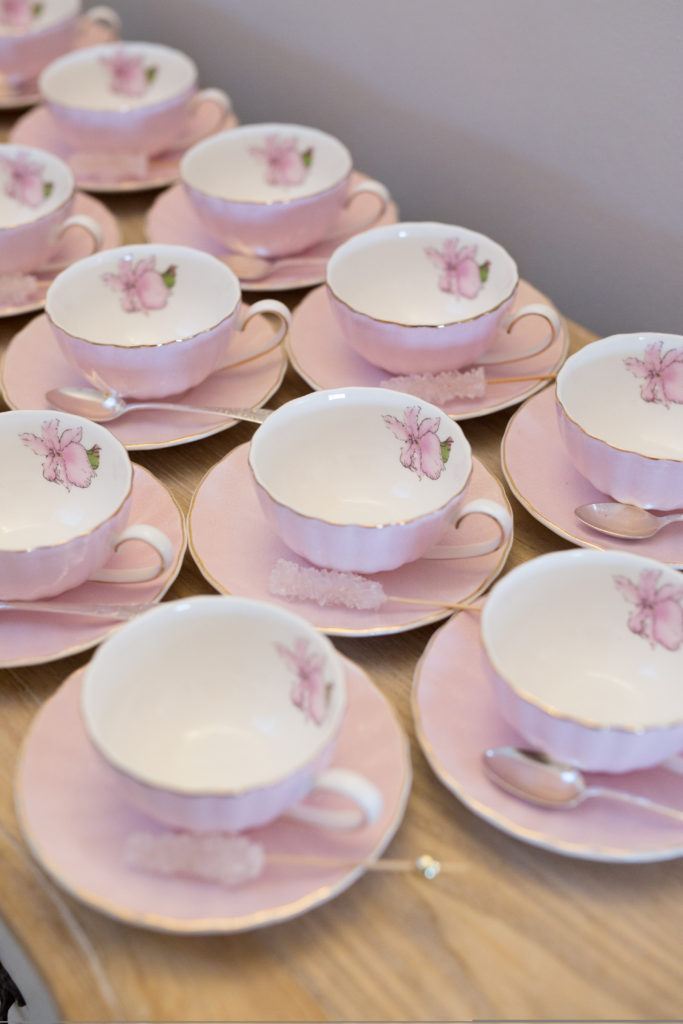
145, 65, 158, 83
301, 147, 314, 167
31, 2, 43, 16
86, 444, 101, 471
440, 436, 453, 465
479, 260, 491, 283
43, 181, 53, 198
161, 265, 176, 289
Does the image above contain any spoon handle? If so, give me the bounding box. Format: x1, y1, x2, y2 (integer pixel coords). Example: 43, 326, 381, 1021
0, 600, 156, 620
132, 403, 271, 424
587, 785, 683, 823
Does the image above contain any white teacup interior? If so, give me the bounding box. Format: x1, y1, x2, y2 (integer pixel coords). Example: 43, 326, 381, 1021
250, 387, 471, 524
0, 144, 73, 226
0, 409, 131, 549
482, 550, 683, 730
0, 0, 78, 35
326, 222, 518, 326
46, 243, 241, 347
82, 596, 346, 792
181, 123, 353, 203
39, 41, 197, 110
557, 332, 683, 460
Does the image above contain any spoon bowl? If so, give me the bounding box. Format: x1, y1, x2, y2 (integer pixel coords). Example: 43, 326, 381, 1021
482, 746, 683, 823
46, 385, 271, 425
575, 501, 683, 539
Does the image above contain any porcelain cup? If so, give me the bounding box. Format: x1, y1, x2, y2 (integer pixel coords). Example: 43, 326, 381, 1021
0, 408, 174, 601
180, 123, 391, 257
555, 332, 683, 511
0, 0, 119, 83
325, 222, 562, 375
80, 594, 384, 833
0, 143, 102, 274
248, 386, 513, 573
481, 548, 683, 773
45, 242, 291, 400
38, 41, 231, 156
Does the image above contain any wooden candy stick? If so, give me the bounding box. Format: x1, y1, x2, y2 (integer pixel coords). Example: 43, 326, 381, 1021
125, 832, 464, 888
268, 559, 483, 613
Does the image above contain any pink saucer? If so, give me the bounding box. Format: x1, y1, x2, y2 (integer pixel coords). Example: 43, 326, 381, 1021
188, 442, 512, 637
0, 13, 119, 110
144, 176, 399, 292
15, 655, 411, 933
9, 104, 239, 193
287, 283, 568, 419
0, 312, 286, 450
0, 464, 186, 668
501, 385, 683, 566
0, 191, 120, 318
412, 605, 683, 862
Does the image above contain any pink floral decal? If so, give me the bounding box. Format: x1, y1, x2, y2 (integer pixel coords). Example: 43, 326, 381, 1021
615, 569, 683, 651
0, 151, 52, 208
0, 0, 41, 29
276, 637, 332, 725
249, 135, 313, 186
383, 405, 453, 480
100, 49, 157, 97
624, 339, 683, 409
425, 238, 490, 299
20, 418, 100, 491
102, 256, 176, 314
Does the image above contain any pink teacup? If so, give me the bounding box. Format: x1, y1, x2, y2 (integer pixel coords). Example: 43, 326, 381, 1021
38, 41, 231, 156
248, 386, 513, 573
0, 0, 119, 84
481, 549, 683, 773
0, 409, 174, 601
81, 595, 384, 833
0, 143, 102, 274
45, 243, 291, 399
326, 222, 562, 374
180, 123, 391, 257
555, 332, 683, 511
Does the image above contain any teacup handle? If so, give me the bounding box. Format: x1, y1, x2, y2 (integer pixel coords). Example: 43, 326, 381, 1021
421, 497, 513, 560
82, 5, 122, 35
186, 87, 233, 140
88, 524, 174, 584
324, 180, 391, 243
55, 213, 104, 257
218, 299, 292, 371
477, 302, 562, 365
284, 768, 384, 830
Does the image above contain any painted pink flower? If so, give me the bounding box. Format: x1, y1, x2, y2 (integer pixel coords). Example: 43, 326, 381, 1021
614, 569, 683, 651
249, 135, 311, 186
383, 405, 451, 480
19, 418, 99, 491
424, 239, 488, 299
0, 150, 50, 208
0, 0, 36, 28
624, 339, 683, 409
100, 50, 154, 97
102, 256, 174, 314
276, 637, 330, 725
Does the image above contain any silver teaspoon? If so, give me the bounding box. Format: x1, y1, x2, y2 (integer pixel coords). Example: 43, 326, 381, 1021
482, 746, 683, 823
574, 501, 683, 539
46, 386, 272, 425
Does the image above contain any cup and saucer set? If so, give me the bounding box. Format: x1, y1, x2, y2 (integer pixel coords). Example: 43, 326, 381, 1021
0, 0, 120, 109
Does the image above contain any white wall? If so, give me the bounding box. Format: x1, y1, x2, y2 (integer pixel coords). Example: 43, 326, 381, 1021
94, 0, 682, 337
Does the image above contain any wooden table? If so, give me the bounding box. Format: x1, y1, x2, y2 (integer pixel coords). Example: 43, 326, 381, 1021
1, 117, 682, 1022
